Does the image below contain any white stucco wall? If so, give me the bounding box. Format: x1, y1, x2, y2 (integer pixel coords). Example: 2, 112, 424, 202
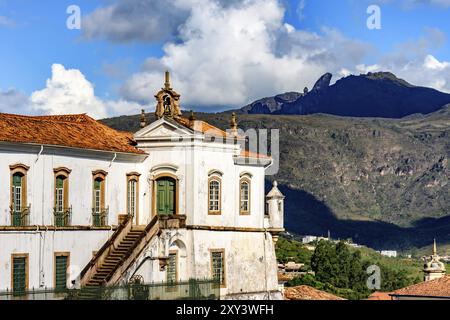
0, 230, 112, 290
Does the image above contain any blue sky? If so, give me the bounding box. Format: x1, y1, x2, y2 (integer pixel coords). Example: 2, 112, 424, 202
1, 0, 450, 117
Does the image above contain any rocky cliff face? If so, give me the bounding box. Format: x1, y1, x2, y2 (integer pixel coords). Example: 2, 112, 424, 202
239, 72, 450, 118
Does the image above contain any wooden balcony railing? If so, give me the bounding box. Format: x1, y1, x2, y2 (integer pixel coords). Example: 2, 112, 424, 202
54, 207, 72, 227
92, 207, 109, 227
10, 206, 30, 227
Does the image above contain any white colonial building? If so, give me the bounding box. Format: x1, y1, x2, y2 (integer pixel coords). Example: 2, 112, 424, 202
0, 72, 284, 300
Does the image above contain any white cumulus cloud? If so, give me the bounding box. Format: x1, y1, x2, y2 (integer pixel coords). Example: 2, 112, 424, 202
30, 64, 144, 119
118, 0, 370, 109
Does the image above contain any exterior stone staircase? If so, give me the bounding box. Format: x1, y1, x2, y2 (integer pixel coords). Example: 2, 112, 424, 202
76, 214, 187, 300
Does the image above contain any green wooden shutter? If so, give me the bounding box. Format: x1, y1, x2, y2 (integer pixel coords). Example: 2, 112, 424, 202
56, 177, 64, 188
167, 253, 177, 283
55, 256, 68, 291
167, 179, 175, 215
156, 178, 176, 215
13, 257, 26, 296
157, 180, 167, 214
13, 174, 22, 186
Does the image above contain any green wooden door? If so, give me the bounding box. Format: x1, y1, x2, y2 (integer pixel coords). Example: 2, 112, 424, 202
13, 257, 26, 296
156, 178, 175, 215
55, 256, 68, 291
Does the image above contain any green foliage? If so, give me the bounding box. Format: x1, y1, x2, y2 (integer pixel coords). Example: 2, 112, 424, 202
276, 237, 312, 268
286, 239, 421, 300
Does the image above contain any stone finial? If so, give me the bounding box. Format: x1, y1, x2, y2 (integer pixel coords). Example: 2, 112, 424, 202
140, 109, 147, 128
189, 110, 196, 127
273, 181, 278, 187
433, 238, 437, 256
230, 112, 238, 136
164, 70, 171, 90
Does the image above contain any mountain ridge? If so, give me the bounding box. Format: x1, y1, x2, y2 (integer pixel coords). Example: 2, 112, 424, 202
238, 72, 450, 118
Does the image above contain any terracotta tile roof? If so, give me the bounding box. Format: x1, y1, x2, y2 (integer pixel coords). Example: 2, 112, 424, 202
284, 286, 346, 300
0, 113, 145, 155
278, 272, 295, 282
175, 116, 230, 138
366, 292, 392, 300
390, 276, 450, 298
240, 150, 271, 160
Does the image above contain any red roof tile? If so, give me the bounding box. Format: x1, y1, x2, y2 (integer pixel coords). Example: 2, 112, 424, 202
175, 116, 230, 138
366, 292, 392, 300
240, 150, 272, 160
284, 286, 346, 300
391, 276, 450, 298
0, 113, 145, 155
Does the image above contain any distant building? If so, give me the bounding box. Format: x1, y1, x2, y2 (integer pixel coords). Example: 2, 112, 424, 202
302, 236, 317, 244
380, 250, 397, 258
302, 236, 329, 244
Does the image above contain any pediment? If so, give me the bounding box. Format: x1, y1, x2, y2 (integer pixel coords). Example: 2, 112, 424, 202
134, 118, 192, 140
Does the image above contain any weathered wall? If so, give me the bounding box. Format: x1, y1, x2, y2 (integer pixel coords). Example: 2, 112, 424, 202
0, 230, 112, 290
0, 147, 146, 226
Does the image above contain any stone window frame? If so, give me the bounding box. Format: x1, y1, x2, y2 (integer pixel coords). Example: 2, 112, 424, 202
11, 253, 29, 293
151, 172, 180, 218
166, 249, 179, 284
210, 248, 226, 288
92, 170, 108, 213
9, 164, 30, 214
126, 172, 141, 223
54, 252, 70, 291
53, 167, 72, 213
239, 176, 252, 216
208, 171, 223, 215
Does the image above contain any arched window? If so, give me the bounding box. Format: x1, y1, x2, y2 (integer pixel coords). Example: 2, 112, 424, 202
239, 178, 251, 215
54, 168, 71, 227
92, 170, 108, 226
127, 173, 140, 223
208, 177, 221, 215
12, 173, 24, 214
10, 164, 29, 227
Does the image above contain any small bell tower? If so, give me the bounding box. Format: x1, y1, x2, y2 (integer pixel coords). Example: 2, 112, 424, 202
155, 71, 182, 119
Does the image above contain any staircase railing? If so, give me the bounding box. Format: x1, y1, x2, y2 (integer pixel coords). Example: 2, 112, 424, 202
105, 215, 160, 286
79, 214, 132, 287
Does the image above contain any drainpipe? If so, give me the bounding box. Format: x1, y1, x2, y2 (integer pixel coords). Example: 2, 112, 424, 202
35, 145, 44, 163
109, 152, 117, 168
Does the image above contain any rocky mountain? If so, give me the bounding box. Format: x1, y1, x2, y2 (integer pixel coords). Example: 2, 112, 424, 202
102, 106, 450, 251
238, 72, 450, 118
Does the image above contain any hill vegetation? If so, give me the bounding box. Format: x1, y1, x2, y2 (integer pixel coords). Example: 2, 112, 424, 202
278, 237, 422, 300
103, 106, 450, 251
